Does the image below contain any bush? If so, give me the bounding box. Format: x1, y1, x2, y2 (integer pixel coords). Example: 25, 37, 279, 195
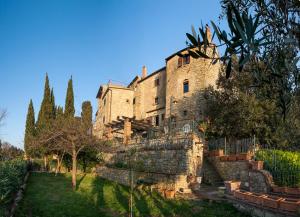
0, 159, 27, 213
255, 149, 300, 187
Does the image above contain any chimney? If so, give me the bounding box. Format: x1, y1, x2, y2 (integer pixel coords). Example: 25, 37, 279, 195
142, 66, 147, 78
205, 24, 212, 43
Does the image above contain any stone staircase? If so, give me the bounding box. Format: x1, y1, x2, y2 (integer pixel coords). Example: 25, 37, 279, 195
202, 157, 224, 186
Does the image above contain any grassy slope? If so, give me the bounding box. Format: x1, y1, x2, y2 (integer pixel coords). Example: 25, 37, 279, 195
15, 173, 249, 217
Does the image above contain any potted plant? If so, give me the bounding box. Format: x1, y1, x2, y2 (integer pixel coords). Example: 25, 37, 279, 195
164, 189, 176, 199
215, 149, 224, 157
198, 119, 208, 133
224, 181, 241, 194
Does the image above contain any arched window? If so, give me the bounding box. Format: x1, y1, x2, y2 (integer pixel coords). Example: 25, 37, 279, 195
183, 80, 189, 93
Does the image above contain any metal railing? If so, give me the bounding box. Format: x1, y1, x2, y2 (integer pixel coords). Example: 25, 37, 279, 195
207, 137, 256, 155
254, 145, 300, 187
147, 119, 199, 140
208, 137, 300, 187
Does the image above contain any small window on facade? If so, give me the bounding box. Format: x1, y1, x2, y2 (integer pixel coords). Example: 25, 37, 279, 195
155, 115, 159, 126
103, 98, 106, 106
154, 78, 160, 86
133, 98, 136, 105
183, 80, 189, 93
183, 55, 190, 65
103, 116, 105, 123
126, 99, 130, 103
183, 110, 188, 116
155, 97, 159, 105
178, 57, 183, 68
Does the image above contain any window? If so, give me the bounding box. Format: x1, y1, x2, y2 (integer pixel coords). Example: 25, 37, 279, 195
178, 57, 183, 68
183, 110, 188, 116
103, 98, 106, 106
133, 97, 136, 105
103, 116, 105, 123
155, 97, 159, 105
183, 55, 190, 65
154, 78, 160, 86
178, 55, 190, 68
183, 80, 189, 93
155, 115, 159, 126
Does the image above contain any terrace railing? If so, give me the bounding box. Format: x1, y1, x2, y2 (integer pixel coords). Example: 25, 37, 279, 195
207, 137, 256, 155
254, 144, 300, 187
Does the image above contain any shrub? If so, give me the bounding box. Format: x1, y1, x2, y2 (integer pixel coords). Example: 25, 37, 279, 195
0, 159, 27, 213
255, 149, 300, 187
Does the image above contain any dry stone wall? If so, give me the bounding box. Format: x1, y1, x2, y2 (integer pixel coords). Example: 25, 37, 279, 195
209, 157, 275, 192
96, 136, 203, 192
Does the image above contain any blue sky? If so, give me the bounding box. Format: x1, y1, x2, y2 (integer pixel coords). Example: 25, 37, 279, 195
0, 0, 225, 149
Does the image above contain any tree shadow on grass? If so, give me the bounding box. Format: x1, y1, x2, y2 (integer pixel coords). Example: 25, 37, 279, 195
148, 192, 175, 217
76, 173, 87, 190
132, 189, 151, 217
114, 184, 129, 213
91, 177, 106, 208
15, 173, 110, 217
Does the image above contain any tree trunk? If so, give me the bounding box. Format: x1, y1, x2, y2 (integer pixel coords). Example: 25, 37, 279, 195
55, 157, 60, 175
55, 152, 65, 176
43, 155, 48, 171
72, 147, 77, 190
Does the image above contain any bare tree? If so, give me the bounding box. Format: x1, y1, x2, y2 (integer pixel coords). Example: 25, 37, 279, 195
33, 116, 96, 190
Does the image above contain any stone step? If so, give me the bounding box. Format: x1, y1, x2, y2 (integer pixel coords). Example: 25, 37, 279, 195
202, 158, 223, 186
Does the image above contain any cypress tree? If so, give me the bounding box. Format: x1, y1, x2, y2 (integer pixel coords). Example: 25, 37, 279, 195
24, 99, 35, 153
50, 88, 56, 119
56, 106, 64, 120
64, 76, 75, 118
81, 101, 92, 129
37, 73, 52, 129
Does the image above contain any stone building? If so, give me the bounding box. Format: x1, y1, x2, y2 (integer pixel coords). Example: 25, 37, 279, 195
93, 46, 220, 139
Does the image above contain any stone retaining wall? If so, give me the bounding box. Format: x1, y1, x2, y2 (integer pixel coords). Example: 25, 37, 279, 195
97, 136, 203, 192
96, 166, 189, 192
209, 157, 250, 189
209, 157, 274, 192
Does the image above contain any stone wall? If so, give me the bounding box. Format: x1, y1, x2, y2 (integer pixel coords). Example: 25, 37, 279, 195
209, 157, 274, 192
208, 157, 251, 189
93, 47, 221, 139
93, 84, 134, 139
97, 135, 203, 192
96, 166, 189, 192
134, 68, 166, 123
165, 48, 220, 121
249, 170, 274, 193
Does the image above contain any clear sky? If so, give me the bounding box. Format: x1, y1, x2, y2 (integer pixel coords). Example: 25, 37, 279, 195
0, 0, 226, 149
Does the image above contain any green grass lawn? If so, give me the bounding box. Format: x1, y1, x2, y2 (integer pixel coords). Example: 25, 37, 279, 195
15, 172, 249, 217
